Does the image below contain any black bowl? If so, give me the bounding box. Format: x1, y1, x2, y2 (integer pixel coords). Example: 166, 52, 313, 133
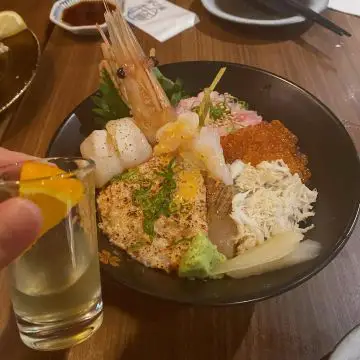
47, 61, 360, 305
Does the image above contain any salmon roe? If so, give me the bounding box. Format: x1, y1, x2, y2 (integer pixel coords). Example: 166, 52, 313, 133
221, 120, 311, 182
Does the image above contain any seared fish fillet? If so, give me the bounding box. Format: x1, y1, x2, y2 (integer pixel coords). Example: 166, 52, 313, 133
97, 155, 207, 272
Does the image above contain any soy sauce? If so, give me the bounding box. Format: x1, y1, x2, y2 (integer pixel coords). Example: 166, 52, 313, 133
62, 1, 116, 27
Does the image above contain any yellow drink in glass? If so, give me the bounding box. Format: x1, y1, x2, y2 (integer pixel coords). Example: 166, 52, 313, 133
0, 158, 103, 350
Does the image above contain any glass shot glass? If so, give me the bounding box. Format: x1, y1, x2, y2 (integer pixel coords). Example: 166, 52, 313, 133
0, 157, 103, 351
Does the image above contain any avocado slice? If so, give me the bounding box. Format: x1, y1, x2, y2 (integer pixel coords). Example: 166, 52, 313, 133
178, 233, 226, 279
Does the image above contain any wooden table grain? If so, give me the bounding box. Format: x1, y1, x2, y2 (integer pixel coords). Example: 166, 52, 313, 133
1, 1, 360, 359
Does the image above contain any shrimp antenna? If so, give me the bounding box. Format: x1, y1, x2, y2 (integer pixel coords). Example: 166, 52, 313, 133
103, 0, 110, 14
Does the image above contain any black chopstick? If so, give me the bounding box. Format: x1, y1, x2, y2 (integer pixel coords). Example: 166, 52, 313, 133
283, 0, 351, 37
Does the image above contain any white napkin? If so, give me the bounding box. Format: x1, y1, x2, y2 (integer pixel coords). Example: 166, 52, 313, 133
122, 0, 199, 42
328, 0, 360, 17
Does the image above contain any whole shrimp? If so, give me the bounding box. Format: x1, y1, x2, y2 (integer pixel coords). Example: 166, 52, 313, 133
97, 3, 176, 144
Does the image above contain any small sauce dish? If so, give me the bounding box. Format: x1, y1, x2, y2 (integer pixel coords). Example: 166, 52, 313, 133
50, 0, 116, 35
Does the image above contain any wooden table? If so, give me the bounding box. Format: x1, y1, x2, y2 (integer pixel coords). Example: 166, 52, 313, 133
1, 1, 360, 359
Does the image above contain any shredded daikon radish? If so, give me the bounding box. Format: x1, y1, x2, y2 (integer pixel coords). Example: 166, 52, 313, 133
230, 160, 318, 254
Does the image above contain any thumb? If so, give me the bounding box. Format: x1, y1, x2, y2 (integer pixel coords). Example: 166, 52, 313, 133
0, 198, 43, 269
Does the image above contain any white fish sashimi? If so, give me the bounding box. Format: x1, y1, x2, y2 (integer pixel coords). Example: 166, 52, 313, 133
191, 127, 233, 185
80, 130, 124, 188
106, 118, 152, 168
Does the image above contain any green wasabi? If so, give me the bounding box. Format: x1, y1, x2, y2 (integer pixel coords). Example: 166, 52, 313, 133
178, 233, 226, 279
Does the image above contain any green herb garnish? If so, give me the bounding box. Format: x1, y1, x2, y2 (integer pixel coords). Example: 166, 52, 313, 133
92, 69, 130, 127
133, 158, 177, 238
152, 68, 189, 106
209, 102, 231, 121
169, 237, 192, 248
169, 201, 181, 215
209, 105, 224, 120
112, 168, 139, 183
238, 100, 249, 110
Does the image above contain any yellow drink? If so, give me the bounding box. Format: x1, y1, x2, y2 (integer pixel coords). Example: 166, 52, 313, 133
2, 158, 103, 350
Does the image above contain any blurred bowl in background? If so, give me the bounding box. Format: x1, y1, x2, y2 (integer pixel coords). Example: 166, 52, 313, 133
0, 29, 40, 114
201, 0, 329, 26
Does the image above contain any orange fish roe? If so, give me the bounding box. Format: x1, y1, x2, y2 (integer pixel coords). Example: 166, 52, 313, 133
221, 120, 311, 182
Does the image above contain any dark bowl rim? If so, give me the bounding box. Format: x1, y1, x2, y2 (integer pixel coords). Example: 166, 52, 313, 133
46, 60, 360, 306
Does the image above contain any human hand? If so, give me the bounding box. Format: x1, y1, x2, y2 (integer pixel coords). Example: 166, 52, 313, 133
0, 148, 42, 269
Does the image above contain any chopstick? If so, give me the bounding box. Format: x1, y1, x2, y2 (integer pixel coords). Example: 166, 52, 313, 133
283, 0, 351, 37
